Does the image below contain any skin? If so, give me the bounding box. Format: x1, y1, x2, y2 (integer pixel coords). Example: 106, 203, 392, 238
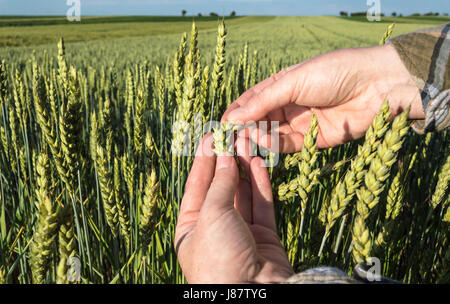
175, 135, 294, 283
175, 44, 425, 283
222, 44, 424, 152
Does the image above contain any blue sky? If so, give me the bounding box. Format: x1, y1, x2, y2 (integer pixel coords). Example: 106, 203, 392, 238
0, 0, 448, 16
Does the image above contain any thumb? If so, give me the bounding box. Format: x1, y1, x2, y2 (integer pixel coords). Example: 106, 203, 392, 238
225, 69, 299, 123
203, 153, 239, 210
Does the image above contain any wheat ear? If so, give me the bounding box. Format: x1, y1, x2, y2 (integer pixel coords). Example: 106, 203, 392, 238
140, 169, 160, 251
30, 150, 59, 284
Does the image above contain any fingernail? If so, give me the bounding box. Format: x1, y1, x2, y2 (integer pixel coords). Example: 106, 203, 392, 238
216, 153, 233, 170
227, 107, 247, 122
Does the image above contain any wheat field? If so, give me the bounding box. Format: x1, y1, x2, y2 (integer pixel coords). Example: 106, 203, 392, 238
0, 16, 448, 284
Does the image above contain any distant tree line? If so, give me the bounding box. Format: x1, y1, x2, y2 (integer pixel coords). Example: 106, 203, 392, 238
181, 10, 237, 17
340, 11, 448, 17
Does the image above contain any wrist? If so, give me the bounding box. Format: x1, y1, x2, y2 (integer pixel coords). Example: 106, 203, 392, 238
377, 44, 425, 120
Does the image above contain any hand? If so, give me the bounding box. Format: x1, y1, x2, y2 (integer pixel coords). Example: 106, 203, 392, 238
222, 44, 424, 153
174, 135, 294, 283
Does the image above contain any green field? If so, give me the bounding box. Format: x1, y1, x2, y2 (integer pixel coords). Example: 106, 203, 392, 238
0, 16, 448, 284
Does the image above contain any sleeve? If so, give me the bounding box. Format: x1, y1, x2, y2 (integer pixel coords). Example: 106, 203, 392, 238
282, 265, 403, 284
388, 22, 450, 133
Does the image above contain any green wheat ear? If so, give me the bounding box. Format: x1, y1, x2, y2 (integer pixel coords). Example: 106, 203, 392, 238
212, 122, 239, 154
379, 23, 395, 45
431, 154, 450, 209
0, 266, 5, 284
140, 168, 160, 252
95, 144, 119, 237
318, 100, 391, 257
353, 107, 410, 264
30, 150, 59, 284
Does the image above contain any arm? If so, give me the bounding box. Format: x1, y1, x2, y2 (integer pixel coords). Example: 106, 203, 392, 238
389, 22, 450, 133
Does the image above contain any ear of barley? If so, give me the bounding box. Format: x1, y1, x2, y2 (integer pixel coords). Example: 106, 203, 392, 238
30, 150, 59, 284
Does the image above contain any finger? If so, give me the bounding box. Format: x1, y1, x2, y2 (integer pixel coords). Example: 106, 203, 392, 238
178, 134, 216, 225
246, 124, 305, 154
234, 137, 253, 223
203, 153, 240, 212
250, 157, 276, 231
221, 67, 292, 123
224, 69, 299, 124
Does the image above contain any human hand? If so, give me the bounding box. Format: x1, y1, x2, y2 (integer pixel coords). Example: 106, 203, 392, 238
174, 135, 294, 283
222, 44, 424, 153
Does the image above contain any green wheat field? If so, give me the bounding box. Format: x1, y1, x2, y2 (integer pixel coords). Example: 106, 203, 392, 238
0, 15, 448, 284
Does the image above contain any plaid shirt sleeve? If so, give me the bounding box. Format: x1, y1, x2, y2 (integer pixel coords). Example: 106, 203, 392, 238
389, 22, 450, 133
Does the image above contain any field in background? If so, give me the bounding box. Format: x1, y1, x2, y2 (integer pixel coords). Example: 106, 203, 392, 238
1, 16, 446, 72
0, 16, 448, 284
0, 15, 448, 47
0, 16, 268, 47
